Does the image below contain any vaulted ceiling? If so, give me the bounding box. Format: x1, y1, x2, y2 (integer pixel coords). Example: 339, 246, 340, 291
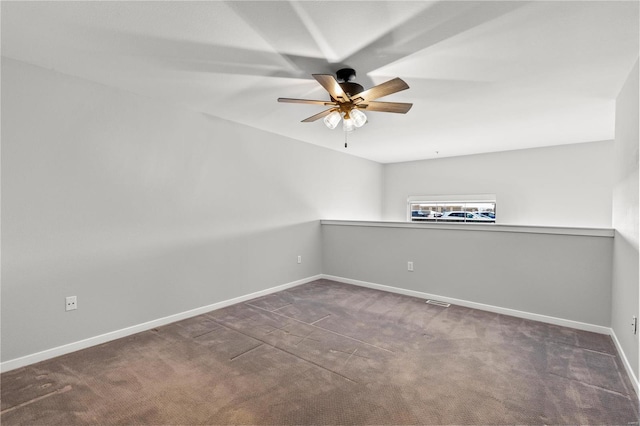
2, 1, 638, 163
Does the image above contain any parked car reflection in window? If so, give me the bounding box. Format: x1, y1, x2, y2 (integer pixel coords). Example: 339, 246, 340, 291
409, 200, 496, 223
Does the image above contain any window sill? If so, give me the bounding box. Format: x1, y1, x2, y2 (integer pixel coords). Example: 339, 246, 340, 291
320, 220, 614, 238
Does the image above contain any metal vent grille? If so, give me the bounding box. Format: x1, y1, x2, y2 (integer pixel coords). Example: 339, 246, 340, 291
426, 299, 450, 307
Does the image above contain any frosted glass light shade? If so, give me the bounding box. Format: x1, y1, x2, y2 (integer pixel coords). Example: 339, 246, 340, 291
351, 109, 367, 127
323, 111, 341, 129
343, 118, 355, 132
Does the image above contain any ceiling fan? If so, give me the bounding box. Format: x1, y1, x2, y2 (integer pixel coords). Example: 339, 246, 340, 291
278, 68, 412, 133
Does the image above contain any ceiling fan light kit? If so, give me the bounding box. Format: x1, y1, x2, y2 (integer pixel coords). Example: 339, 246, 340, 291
278, 68, 412, 142
340, 109, 367, 132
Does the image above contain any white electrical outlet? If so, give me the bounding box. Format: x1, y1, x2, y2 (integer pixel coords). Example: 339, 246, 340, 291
297, 255, 302, 264
408, 261, 414, 272
65, 296, 77, 311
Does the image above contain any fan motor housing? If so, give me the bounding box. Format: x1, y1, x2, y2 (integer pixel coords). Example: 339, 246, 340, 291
330, 82, 364, 102
330, 68, 364, 102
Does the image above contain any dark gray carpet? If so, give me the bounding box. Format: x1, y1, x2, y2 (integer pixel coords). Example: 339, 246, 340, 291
2, 279, 638, 425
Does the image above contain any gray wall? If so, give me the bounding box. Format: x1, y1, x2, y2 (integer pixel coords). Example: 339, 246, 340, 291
1, 59, 383, 362
383, 141, 613, 228
611, 59, 639, 379
322, 223, 613, 327
3, 54, 635, 380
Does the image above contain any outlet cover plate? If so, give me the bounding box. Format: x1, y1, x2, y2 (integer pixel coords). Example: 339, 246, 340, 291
66, 296, 77, 311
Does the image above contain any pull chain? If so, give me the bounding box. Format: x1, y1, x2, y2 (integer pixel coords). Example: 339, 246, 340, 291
344, 130, 348, 148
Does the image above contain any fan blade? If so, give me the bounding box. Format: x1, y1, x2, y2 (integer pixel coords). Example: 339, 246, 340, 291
357, 101, 413, 114
301, 108, 336, 123
278, 98, 336, 106
352, 78, 409, 102
312, 74, 351, 102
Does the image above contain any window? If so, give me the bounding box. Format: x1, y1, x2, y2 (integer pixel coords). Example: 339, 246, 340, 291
408, 195, 496, 223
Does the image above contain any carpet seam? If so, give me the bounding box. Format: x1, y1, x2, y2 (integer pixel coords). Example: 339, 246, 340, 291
245, 302, 394, 354
211, 319, 359, 384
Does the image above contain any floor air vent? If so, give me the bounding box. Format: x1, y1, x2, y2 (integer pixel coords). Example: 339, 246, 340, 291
426, 299, 450, 307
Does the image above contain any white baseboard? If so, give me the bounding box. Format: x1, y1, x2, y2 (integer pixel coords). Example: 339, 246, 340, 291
321, 274, 611, 335
0, 275, 322, 373
610, 328, 640, 397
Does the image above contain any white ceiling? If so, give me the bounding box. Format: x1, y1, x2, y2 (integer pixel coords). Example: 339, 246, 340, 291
2, 1, 638, 163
